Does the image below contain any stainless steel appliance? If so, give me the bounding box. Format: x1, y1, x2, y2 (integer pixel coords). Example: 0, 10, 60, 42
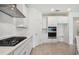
48, 27, 57, 38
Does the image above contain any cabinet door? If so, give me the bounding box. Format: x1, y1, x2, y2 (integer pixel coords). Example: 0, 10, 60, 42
26, 37, 33, 55
57, 16, 68, 23
48, 16, 57, 26
19, 42, 28, 55
8, 52, 14, 55
14, 40, 27, 55
57, 23, 69, 43
13, 37, 32, 55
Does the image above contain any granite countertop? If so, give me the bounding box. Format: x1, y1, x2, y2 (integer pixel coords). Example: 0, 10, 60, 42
0, 34, 32, 55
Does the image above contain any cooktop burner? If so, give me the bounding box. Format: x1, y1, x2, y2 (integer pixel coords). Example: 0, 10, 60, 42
0, 37, 26, 46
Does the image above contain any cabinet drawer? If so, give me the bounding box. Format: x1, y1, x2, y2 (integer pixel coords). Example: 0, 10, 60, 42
14, 41, 26, 55
13, 37, 32, 55
26, 38, 32, 54
8, 52, 14, 55
19, 47, 27, 55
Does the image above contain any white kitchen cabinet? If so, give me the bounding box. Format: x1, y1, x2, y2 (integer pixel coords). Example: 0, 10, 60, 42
8, 51, 13, 55
57, 23, 69, 43
57, 16, 68, 23
57, 24, 64, 42
9, 36, 32, 55
48, 16, 57, 27
13, 40, 27, 55
75, 36, 79, 54
48, 16, 68, 25
25, 37, 33, 54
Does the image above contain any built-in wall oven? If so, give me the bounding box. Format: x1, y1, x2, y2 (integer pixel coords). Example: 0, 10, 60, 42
48, 27, 57, 38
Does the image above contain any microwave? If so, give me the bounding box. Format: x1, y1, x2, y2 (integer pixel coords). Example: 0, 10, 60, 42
48, 27, 56, 31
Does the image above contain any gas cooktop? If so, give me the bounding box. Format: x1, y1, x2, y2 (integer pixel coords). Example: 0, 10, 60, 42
0, 37, 27, 46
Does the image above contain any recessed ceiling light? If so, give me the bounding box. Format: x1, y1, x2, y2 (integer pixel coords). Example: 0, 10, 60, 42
12, 5, 16, 8
51, 8, 55, 12
67, 8, 71, 12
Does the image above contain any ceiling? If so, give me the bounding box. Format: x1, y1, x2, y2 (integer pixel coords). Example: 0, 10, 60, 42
28, 4, 79, 13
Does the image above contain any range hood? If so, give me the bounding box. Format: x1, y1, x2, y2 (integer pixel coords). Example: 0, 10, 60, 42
0, 4, 25, 18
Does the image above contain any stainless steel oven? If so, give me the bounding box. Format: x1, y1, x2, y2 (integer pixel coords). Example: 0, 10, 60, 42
48, 27, 57, 38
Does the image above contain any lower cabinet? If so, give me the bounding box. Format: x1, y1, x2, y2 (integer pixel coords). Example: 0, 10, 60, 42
9, 36, 32, 55
26, 37, 32, 55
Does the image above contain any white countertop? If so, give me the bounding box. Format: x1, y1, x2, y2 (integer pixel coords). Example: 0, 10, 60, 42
0, 34, 32, 55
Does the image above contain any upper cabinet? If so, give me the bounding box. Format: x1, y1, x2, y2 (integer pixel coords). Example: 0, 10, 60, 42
47, 16, 68, 27
57, 16, 68, 23
48, 16, 57, 27
0, 4, 26, 18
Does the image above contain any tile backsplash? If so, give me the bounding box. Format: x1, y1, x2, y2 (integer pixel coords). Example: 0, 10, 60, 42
0, 23, 16, 39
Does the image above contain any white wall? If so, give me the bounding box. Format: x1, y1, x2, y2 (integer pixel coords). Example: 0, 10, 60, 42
28, 7, 43, 47
13, 5, 29, 36
0, 12, 14, 24
0, 12, 16, 39
0, 23, 16, 39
